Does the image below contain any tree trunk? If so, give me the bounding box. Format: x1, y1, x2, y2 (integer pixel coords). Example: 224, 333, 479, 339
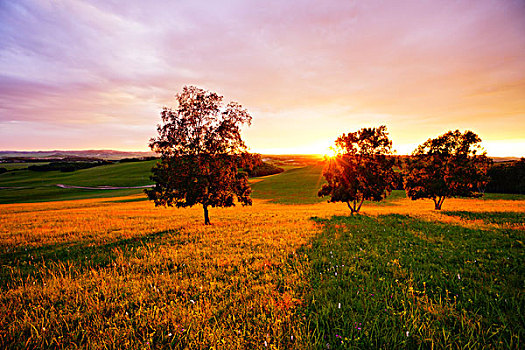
434, 196, 445, 210
203, 204, 211, 225
356, 197, 365, 213
346, 201, 355, 215
347, 199, 364, 215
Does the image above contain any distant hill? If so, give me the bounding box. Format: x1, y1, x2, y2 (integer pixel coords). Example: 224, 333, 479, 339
0, 150, 156, 160
491, 157, 522, 163
0, 151, 519, 163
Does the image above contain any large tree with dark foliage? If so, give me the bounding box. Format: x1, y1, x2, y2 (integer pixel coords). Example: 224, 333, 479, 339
486, 158, 525, 194
318, 126, 397, 214
403, 130, 492, 210
145, 86, 253, 225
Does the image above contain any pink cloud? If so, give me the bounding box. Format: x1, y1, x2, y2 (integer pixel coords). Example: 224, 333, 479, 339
0, 0, 524, 155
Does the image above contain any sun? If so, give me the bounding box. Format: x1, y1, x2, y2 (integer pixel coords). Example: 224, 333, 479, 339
323, 146, 339, 159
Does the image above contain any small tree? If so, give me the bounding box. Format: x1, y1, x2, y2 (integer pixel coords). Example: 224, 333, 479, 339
145, 86, 253, 225
318, 126, 397, 214
403, 130, 492, 210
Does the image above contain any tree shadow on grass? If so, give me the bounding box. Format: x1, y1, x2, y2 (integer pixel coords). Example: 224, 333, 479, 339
106, 196, 149, 203
0, 228, 189, 289
298, 213, 524, 349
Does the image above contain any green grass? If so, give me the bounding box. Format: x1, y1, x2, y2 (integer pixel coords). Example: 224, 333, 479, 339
0, 162, 49, 170
443, 211, 525, 225
1, 161, 524, 348
301, 214, 524, 349
0, 160, 156, 204
250, 164, 327, 204
250, 164, 406, 205
2, 159, 522, 205
482, 193, 525, 201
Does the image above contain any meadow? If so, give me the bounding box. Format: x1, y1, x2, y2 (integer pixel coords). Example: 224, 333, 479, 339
0, 161, 524, 348
0, 161, 155, 204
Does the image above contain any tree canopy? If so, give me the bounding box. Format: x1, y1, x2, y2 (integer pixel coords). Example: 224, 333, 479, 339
318, 126, 397, 214
145, 86, 253, 224
486, 158, 525, 194
403, 130, 492, 210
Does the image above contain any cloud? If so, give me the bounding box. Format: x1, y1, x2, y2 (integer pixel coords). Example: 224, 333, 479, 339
0, 0, 524, 155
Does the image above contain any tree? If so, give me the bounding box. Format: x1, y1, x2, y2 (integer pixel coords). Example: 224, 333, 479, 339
403, 130, 492, 210
318, 126, 397, 214
145, 86, 253, 225
486, 158, 525, 194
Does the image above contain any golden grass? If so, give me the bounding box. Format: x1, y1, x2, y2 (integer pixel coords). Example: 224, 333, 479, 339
2, 194, 521, 248
0, 197, 341, 348
0, 194, 522, 348
362, 197, 525, 230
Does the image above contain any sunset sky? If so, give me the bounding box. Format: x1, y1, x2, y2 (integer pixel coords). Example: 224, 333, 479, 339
1, 0, 524, 156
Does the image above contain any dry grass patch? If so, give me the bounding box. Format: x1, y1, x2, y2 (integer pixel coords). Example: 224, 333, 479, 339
1, 193, 522, 348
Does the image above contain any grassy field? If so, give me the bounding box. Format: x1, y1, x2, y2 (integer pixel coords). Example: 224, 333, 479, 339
443, 211, 525, 226
305, 214, 523, 348
0, 162, 50, 170
0, 161, 524, 348
250, 164, 327, 204
2, 159, 524, 205
0, 161, 156, 204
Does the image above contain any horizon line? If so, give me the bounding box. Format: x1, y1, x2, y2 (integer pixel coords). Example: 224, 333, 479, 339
0, 149, 522, 160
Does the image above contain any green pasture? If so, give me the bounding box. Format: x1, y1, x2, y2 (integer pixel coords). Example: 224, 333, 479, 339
1, 158, 524, 348
249, 163, 406, 205
443, 211, 525, 225
481, 193, 525, 201
1, 159, 524, 204
0, 162, 49, 170
1, 203, 523, 348
301, 213, 524, 348
0, 160, 155, 204
250, 164, 327, 204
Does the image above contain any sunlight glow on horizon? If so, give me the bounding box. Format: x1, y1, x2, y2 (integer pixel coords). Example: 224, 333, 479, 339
252, 137, 525, 158
0, 0, 524, 157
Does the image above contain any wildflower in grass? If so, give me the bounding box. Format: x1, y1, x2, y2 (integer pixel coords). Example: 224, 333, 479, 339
406, 331, 410, 337
338, 302, 341, 309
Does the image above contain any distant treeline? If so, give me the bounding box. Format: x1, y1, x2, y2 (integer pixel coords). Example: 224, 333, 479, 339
392, 157, 525, 194
3, 154, 284, 177
1, 156, 103, 163
119, 156, 158, 163
247, 162, 284, 177
1, 156, 159, 164
0, 156, 160, 173
485, 158, 525, 194
28, 161, 113, 172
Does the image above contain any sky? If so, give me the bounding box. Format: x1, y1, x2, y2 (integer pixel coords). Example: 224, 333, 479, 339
1, 0, 524, 157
